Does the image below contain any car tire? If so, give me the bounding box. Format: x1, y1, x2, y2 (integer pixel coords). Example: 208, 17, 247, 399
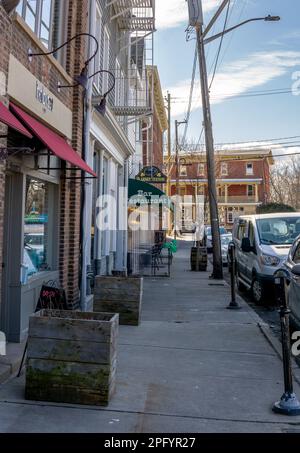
251, 277, 264, 305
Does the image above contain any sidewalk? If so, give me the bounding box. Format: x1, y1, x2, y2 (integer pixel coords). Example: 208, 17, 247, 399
0, 239, 300, 432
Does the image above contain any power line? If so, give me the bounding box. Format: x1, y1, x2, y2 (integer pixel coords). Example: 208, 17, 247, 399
209, 0, 231, 90
181, 44, 198, 146
195, 1, 231, 152
171, 87, 294, 103
218, 0, 248, 68
215, 135, 300, 146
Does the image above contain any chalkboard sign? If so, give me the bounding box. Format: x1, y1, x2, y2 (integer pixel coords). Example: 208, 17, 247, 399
18, 281, 70, 377
36, 284, 68, 311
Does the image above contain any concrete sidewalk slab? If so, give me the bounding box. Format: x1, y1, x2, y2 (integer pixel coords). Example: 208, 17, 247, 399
0, 239, 299, 433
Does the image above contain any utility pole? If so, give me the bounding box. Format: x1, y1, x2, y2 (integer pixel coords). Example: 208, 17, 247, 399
194, 0, 224, 279
187, 1, 280, 279
175, 119, 187, 239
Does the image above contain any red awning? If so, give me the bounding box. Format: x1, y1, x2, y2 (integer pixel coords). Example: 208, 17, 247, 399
10, 103, 96, 177
0, 101, 33, 138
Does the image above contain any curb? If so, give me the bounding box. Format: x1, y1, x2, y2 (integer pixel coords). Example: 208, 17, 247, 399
258, 322, 300, 387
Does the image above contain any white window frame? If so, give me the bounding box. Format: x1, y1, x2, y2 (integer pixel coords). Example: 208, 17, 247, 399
103, 26, 110, 94
180, 165, 187, 177
247, 184, 254, 197
227, 211, 234, 224
17, 0, 54, 49
93, 4, 103, 92
221, 162, 228, 176
198, 163, 205, 176
246, 162, 254, 176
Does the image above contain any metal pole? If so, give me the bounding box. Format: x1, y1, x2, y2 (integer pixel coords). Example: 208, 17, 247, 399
80, 0, 96, 311
175, 119, 179, 240
273, 271, 300, 415
166, 92, 171, 197
227, 243, 240, 310
196, 21, 223, 280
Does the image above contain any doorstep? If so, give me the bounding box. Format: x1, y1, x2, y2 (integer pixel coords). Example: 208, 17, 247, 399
0, 341, 26, 384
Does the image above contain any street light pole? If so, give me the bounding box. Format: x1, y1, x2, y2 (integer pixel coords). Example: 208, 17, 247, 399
196, 23, 223, 280
166, 92, 172, 197
188, 0, 280, 280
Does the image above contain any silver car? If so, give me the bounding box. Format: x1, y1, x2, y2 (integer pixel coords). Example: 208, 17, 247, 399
232, 213, 300, 304
204, 226, 228, 252
284, 235, 300, 329
221, 233, 232, 265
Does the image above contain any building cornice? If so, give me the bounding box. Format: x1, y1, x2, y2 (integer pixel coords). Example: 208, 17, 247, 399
165, 149, 274, 164
91, 106, 135, 162
146, 66, 168, 132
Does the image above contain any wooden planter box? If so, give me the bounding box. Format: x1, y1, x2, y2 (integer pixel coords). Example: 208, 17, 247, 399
25, 310, 118, 406
94, 276, 143, 326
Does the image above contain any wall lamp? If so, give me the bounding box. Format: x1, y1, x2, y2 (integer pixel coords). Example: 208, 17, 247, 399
58, 69, 115, 116
91, 70, 116, 116
28, 33, 99, 90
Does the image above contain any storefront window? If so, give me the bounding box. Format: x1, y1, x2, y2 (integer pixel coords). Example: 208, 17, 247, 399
23, 177, 57, 279
16, 0, 53, 48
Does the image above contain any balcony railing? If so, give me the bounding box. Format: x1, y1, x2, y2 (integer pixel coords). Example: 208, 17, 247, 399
218, 196, 258, 204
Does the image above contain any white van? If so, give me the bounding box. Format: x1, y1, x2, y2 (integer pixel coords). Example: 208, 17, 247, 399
232, 213, 300, 304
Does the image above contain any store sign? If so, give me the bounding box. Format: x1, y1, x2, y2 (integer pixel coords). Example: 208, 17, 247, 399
136, 166, 167, 183
7, 55, 72, 139
36, 82, 54, 112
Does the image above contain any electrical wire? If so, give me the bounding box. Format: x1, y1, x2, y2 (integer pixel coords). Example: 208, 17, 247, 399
181, 44, 198, 146
171, 86, 295, 103
194, 0, 231, 153
215, 135, 300, 146
209, 0, 231, 90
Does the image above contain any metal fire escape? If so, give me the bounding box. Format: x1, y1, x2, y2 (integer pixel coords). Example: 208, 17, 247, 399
107, 0, 155, 118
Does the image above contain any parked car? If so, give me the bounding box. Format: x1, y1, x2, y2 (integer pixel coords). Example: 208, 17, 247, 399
221, 233, 232, 265
284, 235, 300, 329
204, 225, 228, 252
232, 213, 300, 304
24, 233, 45, 270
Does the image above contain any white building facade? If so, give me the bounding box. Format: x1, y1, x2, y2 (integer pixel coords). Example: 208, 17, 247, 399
81, 0, 155, 309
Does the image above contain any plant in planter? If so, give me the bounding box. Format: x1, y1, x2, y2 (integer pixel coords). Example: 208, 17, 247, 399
25, 310, 118, 406
94, 276, 143, 326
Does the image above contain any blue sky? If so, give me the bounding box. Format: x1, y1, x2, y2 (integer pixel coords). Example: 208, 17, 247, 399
155, 0, 300, 152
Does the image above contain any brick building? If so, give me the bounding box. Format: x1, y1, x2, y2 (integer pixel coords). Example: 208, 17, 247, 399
142, 66, 168, 173
168, 149, 274, 230
0, 1, 93, 341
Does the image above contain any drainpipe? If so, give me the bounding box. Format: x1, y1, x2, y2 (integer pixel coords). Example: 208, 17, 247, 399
80, 0, 96, 311
94, 149, 104, 276
123, 158, 129, 273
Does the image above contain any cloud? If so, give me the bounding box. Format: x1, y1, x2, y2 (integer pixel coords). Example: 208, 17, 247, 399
155, 0, 220, 30
165, 50, 300, 116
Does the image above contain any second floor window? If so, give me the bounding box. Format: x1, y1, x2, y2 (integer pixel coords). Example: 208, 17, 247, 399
246, 162, 254, 175
221, 162, 228, 176
17, 0, 53, 49
180, 165, 187, 177
198, 163, 205, 176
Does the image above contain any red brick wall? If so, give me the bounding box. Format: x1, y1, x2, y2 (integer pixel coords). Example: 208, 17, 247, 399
170, 156, 272, 203
0, 6, 14, 304
60, 0, 89, 307
0, 2, 89, 309
143, 109, 164, 169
